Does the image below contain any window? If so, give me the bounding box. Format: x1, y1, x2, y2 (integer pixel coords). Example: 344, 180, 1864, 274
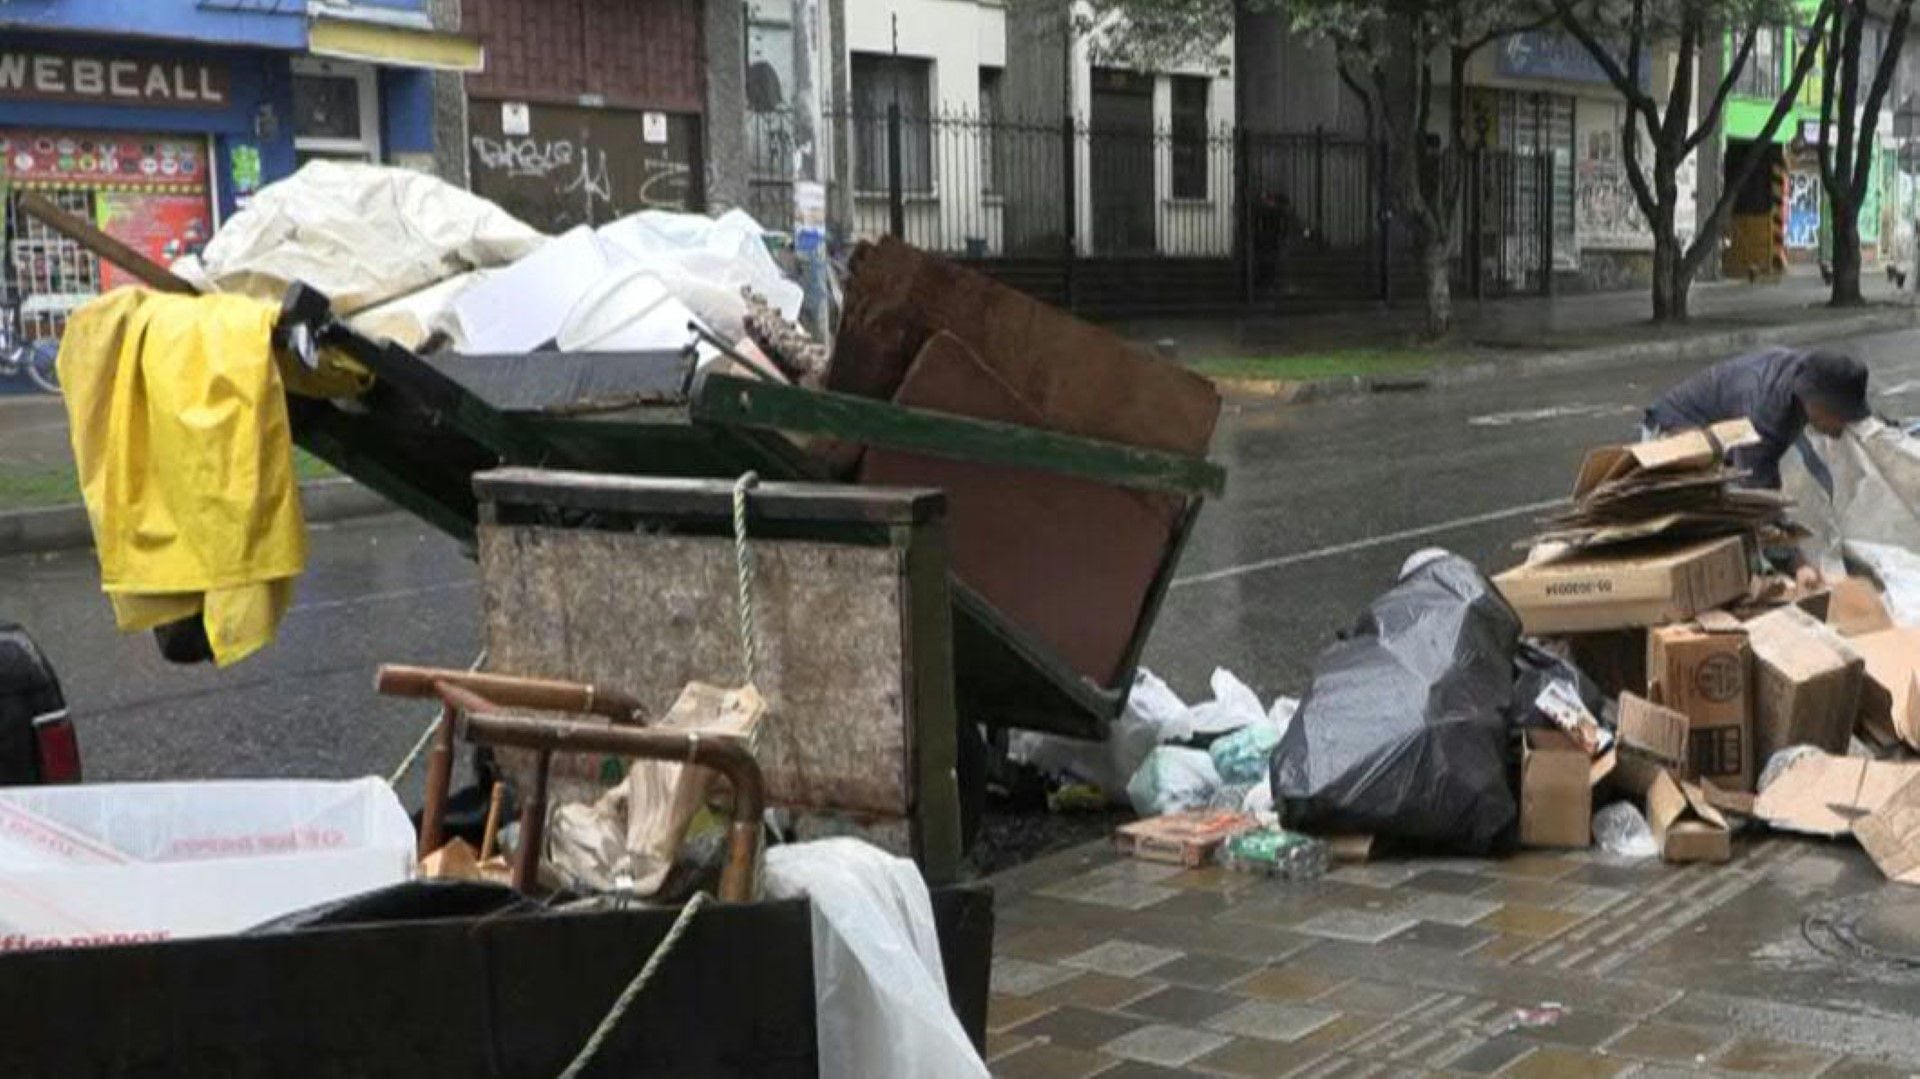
292, 58, 381, 163
851, 53, 932, 193
979, 66, 1003, 194
1735, 25, 1783, 99
1170, 75, 1209, 200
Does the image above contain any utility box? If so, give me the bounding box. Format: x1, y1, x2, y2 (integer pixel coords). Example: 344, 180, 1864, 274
472, 468, 963, 882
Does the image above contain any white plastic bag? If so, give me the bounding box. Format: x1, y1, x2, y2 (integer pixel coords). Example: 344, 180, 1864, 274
0, 778, 415, 949
763, 839, 987, 1079
1591, 801, 1658, 859
1008, 668, 1189, 800
597, 208, 804, 342
1185, 668, 1268, 735
1126, 746, 1221, 817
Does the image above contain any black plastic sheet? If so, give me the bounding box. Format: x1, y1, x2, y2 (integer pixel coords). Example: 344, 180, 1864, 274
1268, 555, 1522, 854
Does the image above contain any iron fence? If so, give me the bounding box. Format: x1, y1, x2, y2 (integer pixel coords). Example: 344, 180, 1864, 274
745, 107, 1554, 307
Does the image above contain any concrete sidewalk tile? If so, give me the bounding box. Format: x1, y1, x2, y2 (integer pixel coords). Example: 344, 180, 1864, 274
1821, 1056, 1920, 1079
1522, 1009, 1632, 1050
1601, 1021, 1729, 1064
995, 956, 1081, 996
1325, 864, 1424, 889
1383, 921, 1498, 955
1151, 952, 1262, 989
992, 1041, 1118, 1079
1001, 926, 1116, 962
1401, 894, 1504, 926
1402, 870, 1498, 897
1441, 1034, 1538, 1075
1712, 1035, 1842, 1075
1190, 1035, 1299, 1077
1205, 999, 1339, 1042
1475, 879, 1585, 908
1062, 940, 1186, 978
1152, 888, 1238, 920
989, 1030, 1042, 1062
1097, 1062, 1200, 1079
1555, 887, 1627, 917
1033, 972, 1164, 1011
1125, 985, 1243, 1026
1229, 965, 1346, 1002
1473, 904, 1587, 940
1093, 860, 1189, 885
1492, 1046, 1630, 1078
992, 992, 1059, 1032
1469, 934, 1539, 964
1009, 1004, 1147, 1050
1293, 909, 1421, 944
1103, 1023, 1233, 1068
1315, 979, 1443, 1017
1041, 877, 1183, 911
1476, 854, 1579, 882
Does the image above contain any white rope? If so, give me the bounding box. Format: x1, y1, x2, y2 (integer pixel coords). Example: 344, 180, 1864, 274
387, 648, 487, 787
558, 893, 710, 1079
731, 472, 760, 688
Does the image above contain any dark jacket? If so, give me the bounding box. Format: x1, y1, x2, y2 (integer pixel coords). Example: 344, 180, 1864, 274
1644, 347, 1807, 489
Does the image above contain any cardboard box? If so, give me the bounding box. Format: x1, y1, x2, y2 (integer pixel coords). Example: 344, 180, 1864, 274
1571, 420, 1760, 500
1753, 753, 1920, 836
1613, 693, 1689, 796
1494, 536, 1750, 635
1848, 628, 1920, 750
1563, 629, 1648, 700
1647, 770, 1732, 863
1827, 577, 1895, 637
1520, 729, 1610, 848
1745, 606, 1866, 764
1114, 810, 1254, 867
1647, 622, 1754, 790
1854, 774, 1920, 885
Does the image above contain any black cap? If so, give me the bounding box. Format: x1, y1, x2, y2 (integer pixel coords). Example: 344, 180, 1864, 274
1796, 350, 1872, 422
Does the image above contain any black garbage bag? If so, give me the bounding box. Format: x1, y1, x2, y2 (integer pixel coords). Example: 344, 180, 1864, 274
1268, 554, 1523, 854
1511, 641, 1615, 733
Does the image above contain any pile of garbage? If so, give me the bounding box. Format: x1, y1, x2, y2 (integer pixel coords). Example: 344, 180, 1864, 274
1105, 423, 1920, 882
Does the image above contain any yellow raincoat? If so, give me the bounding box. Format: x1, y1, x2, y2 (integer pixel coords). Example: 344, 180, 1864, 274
58, 289, 309, 666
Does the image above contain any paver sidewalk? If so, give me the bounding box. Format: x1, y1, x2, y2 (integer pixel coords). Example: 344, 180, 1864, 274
984, 835, 1920, 1078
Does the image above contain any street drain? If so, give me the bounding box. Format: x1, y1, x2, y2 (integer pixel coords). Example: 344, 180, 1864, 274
1802, 894, 1920, 974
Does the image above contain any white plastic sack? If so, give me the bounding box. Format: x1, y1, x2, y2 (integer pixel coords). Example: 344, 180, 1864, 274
1126, 746, 1221, 817
1007, 668, 1188, 800
597, 208, 803, 342
0, 778, 414, 950
1786, 419, 1920, 569
176, 161, 544, 319
1591, 801, 1658, 859
763, 839, 987, 1079
1185, 668, 1267, 735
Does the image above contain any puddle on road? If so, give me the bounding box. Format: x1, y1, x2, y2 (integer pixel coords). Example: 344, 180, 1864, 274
1802, 892, 1920, 976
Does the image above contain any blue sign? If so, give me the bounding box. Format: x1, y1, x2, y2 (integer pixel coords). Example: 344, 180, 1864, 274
1497, 32, 1652, 88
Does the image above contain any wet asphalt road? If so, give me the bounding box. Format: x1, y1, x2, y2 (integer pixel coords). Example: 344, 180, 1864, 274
5, 330, 1919, 793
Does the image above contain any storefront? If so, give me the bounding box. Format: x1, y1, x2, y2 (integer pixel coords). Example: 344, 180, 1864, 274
0, 9, 477, 351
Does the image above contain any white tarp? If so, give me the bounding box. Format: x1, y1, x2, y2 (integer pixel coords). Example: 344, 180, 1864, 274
0, 777, 415, 950
174, 161, 545, 348
763, 839, 988, 1079
1786, 418, 1920, 568
596, 209, 803, 342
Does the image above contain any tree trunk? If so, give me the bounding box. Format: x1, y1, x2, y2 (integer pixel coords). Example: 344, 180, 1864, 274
1421, 233, 1453, 337
1831, 209, 1864, 305
1651, 229, 1684, 322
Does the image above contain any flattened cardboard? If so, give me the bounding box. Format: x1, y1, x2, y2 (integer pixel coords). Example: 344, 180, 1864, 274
1115, 810, 1255, 867
1572, 420, 1760, 500
1854, 774, 1920, 885
1493, 536, 1750, 635
1848, 628, 1920, 750
1521, 730, 1609, 848
1752, 754, 1920, 836
1647, 622, 1754, 790
1647, 770, 1731, 863
1613, 692, 1689, 797
1745, 605, 1866, 765
1827, 577, 1895, 637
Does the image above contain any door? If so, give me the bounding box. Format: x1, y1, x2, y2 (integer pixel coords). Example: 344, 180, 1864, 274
468, 100, 704, 233
1089, 69, 1155, 255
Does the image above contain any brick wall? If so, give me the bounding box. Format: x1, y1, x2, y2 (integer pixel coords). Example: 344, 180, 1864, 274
463, 0, 705, 113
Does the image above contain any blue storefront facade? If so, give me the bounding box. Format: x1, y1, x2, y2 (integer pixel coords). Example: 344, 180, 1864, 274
0, 0, 475, 355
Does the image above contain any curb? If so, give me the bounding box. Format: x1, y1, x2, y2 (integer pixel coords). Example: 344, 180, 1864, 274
0, 477, 396, 559
1210, 306, 1920, 403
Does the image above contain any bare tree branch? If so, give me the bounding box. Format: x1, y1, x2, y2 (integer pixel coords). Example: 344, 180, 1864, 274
1686, 23, 1760, 157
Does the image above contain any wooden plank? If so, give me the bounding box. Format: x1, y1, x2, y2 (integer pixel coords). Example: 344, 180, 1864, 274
474, 468, 947, 526
692, 374, 1226, 497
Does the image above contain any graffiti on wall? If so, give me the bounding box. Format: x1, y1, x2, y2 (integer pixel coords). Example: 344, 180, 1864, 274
1575, 130, 1652, 250
1786, 170, 1821, 249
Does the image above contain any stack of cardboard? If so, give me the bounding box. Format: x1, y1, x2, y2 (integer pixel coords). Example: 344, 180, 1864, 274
1494, 425, 1920, 870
